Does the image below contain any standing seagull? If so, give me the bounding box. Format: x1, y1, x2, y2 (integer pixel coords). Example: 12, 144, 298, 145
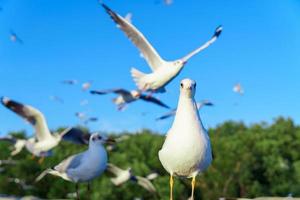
158, 79, 212, 200
36, 133, 110, 200
156, 100, 213, 120
0, 97, 74, 160
101, 4, 222, 94
90, 88, 170, 110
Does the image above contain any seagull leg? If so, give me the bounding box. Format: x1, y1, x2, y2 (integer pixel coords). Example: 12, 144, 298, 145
87, 182, 91, 199
191, 176, 196, 200
76, 183, 80, 200
170, 175, 174, 200
38, 156, 44, 164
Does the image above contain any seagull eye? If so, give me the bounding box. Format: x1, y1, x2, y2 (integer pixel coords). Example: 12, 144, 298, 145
180, 83, 183, 88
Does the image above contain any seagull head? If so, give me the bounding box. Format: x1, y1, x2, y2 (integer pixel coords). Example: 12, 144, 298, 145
131, 90, 141, 98
90, 133, 116, 146
180, 79, 196, 98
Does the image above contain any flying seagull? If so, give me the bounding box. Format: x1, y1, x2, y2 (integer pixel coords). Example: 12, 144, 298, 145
158, 79, 213, 200
36, 133, 112, 200
0, 136, 27, 156
233, 83, 244, 95
107, 163, 157, 194
62, 80, 78, 85
82, 82, 92, 91
10, 30, 23, 44
90, 89, 170, 110
156, 100, 213, 121
49, 95, 64, 104
0, 97, 78, 160
101, 4, 222, 95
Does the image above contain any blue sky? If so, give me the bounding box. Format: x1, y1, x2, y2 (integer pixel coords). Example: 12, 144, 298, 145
0, 0, 300, 135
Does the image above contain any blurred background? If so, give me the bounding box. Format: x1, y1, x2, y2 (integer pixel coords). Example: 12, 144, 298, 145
0, 0, 300, 199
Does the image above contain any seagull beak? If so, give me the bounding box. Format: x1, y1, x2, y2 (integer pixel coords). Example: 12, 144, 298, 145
105, 138, 116, 145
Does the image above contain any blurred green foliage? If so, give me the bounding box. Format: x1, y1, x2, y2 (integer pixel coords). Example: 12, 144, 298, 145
0, 117, 299, 199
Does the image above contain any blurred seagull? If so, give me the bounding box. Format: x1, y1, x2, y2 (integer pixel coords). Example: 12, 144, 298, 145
10, 30, 23, 44
0, 97, 78, 160
36, 133, 111, 200
233, 83, 244, 95
0, 159, 17, 166
62, 80, 78, 85
106, 134, 130, 151
146, 172, 159, 181
82, 82, 92, 91
102, 4, 222, 95
49, 95, 64, 104
90, 89, 170, 111
159, 79, 213, 200
8, 177, 33, 190
107, 163, 157, 194
156, 100, 213, 121
164, 0, 173, 5
0, 136, 27, 156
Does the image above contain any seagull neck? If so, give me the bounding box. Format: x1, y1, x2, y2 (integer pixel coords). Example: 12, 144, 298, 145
174, 95, 206, 131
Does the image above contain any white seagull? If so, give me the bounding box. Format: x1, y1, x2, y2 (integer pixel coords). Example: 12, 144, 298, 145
102, 4, 222, 94
156, 100, 213, 120
36, 133, 111, 200
90, 88, 170, 110
10, 29, 23, 44
233, 83, 244, 95
158, 79, 213, 200
0, 136, 27, 156
0, 97, 75, 160
107, 163, 157, 194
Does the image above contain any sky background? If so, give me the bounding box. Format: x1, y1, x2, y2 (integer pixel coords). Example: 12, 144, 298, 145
0, 0, 300, 135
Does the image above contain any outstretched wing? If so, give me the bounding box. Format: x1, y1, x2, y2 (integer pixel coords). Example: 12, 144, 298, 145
106, 163, 125, 176
62, 128, 90, 145
1, 97, 52, 141
139, 95, 170, 109
90, 88, 131, 96
136, 176, 157, 193
102, 4, 166, 72
156, 109, 176, 120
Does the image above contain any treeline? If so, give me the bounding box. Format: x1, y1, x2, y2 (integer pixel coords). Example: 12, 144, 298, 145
0, 117, 299, 199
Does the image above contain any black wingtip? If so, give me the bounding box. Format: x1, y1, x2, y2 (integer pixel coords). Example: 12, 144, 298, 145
101, 3, 112, 13
214, 25, 223, 38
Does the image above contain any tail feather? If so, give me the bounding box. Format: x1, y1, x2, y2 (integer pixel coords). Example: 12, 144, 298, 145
130, 68, 146, 90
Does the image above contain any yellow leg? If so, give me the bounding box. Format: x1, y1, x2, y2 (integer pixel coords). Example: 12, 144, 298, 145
191, 176, 196, 200
38, 157, 44, 164
170, 175, 174, 200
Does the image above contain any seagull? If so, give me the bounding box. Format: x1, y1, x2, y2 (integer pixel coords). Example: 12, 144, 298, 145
106, 134, 130, 151
156, 100, 213, 121
62, 80, 78, 85
8, 177, 33, 190
10, 30, 23, 44
102, 4, 222, 95
35, 133, 112, 200
146, 172, 159, 181
90, 88, 170, 110
49, 95, 64, 104
0, 97, 77, 160
158, 79, 213, 200
233, 83, 244, 95
107, 163, 157, 194
82, 82, 92, 91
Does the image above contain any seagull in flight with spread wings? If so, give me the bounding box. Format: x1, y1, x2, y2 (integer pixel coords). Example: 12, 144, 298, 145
102, 4, 222, 95
0, 97, 81, 161
90, 88, 170, 111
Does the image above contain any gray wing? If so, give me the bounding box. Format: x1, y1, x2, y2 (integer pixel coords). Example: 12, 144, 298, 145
107, 163, 124, 176
136, 176, 157, 193
90, 88, 131, 96
54, 153, 84, 173
102, 4, 165, 72
156, 109, 176, 120
0, 136, 17, 144
62, 128, 90, 145
139, 95, 170, 109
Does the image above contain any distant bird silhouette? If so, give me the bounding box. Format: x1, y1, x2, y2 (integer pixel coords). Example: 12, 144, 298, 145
62, 80, 78, 85
233, 83, 244, 95
10, 30, 23, 44
90, 88, 170, 110
156, 100, 213, 120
